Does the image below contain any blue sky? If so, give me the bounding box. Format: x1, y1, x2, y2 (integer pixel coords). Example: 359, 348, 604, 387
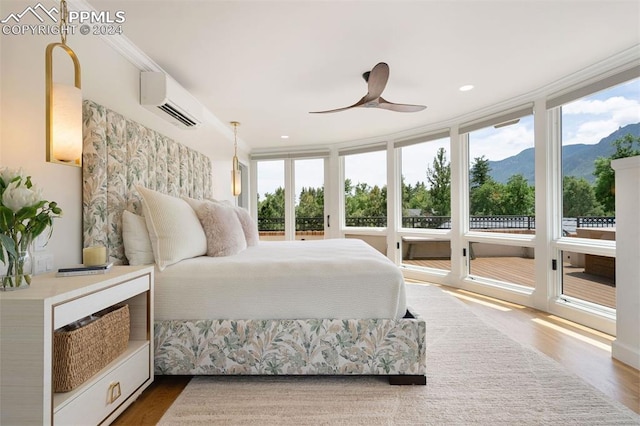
258, 78, 640, 198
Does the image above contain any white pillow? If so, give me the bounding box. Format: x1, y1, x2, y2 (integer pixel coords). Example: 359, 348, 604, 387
196, 202, 247, 257
137, 186, 207, 271
234, 207, 259, 247
122, 210, 155, 265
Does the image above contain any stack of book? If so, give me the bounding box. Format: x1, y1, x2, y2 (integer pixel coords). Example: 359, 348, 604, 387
56, 262, 114, 277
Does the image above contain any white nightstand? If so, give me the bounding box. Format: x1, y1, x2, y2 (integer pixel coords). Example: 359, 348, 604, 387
0, 265, 154, 425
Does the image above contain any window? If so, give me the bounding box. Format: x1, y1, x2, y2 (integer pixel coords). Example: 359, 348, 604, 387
400, 138, 451, 226
467, 114, 536, 235
561, 250, 615, 309
552, 78, 638, 310
560, 78, 639, 239
256, 160, 285, 241
343, 149, 387, 228
468, 242, 535, 289
399, 136, 451, 272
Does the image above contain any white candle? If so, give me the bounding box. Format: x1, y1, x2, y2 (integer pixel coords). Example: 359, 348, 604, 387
83, 246, 107, 266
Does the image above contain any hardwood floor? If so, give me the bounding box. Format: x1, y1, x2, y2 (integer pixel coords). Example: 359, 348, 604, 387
112, 281, 639, 425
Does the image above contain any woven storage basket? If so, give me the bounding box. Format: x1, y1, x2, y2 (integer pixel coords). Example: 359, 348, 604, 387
53, 304, 130, 392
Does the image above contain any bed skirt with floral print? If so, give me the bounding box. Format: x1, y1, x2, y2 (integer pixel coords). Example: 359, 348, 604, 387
154, 309, 426, 377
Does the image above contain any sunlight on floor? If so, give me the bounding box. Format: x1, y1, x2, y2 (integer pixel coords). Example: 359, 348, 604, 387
457, 289, 526, 309
531, 318, 612, 352
546, 315, 615, 341
443, 290, 512, 312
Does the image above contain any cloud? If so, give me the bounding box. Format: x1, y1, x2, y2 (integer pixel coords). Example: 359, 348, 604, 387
561, 96, 639, 145
469, 119, 534, 162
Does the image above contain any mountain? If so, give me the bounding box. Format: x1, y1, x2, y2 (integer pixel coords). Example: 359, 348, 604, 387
487, 122, 640, 184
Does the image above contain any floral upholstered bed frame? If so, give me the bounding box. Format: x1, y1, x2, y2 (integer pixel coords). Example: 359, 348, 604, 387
82, 100, 212, 264
82, 100, 426, 385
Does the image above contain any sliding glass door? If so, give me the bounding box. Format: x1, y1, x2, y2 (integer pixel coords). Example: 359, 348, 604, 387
256, 157, 326, 241
294, 158, 325, 240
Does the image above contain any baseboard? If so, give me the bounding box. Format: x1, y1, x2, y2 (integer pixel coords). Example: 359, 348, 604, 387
612, 339, 640, 370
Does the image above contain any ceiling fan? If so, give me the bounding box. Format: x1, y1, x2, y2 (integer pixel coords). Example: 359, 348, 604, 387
310, 62, 426, 114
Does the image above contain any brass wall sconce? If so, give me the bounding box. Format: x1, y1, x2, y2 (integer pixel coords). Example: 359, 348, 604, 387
45, 0, 82, 167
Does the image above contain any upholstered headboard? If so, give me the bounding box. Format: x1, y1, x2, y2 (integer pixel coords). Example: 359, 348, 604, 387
82, 100, 212, 264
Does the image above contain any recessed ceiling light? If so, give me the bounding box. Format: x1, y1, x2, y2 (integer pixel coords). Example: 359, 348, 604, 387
459, 85, 474, 92
281, 135, 289, 139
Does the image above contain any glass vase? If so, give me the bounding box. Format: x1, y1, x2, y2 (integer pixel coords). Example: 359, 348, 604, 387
1, 249, 33, 291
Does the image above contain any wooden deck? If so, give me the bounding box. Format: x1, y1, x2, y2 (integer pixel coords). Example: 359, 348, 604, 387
404, 257, 616, 309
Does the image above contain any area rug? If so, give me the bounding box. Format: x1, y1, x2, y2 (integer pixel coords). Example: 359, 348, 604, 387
158, 284, 639, 425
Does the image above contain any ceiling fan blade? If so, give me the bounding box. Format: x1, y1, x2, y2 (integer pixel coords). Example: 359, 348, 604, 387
377, 97, 426, 112
309, 95, 369, 114
364, 62, 389, 102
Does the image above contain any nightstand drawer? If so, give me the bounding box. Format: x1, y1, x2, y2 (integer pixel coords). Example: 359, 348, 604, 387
54, 343, 150, 426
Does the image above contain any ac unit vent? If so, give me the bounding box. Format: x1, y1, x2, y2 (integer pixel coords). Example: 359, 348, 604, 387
140, 71, 203, 129
158, 104, 199, 127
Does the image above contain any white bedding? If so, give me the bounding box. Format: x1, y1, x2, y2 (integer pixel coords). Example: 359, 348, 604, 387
154, 238, 407, 320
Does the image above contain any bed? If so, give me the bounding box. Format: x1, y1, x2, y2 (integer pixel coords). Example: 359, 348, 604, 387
82, 100, 426, 384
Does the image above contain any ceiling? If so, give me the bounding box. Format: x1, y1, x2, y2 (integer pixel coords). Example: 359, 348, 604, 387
88, 0, 640, 151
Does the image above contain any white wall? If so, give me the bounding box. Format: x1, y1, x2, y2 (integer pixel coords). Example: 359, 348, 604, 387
611, 156, 640, 369
0, 0, 246, 268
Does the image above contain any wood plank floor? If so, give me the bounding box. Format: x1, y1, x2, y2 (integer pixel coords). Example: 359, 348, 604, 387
113, 282, 639, 425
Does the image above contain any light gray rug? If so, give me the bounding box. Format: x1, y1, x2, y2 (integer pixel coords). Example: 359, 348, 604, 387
158, 284, 639, 425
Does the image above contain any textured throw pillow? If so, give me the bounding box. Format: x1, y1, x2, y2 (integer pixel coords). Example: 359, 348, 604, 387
137, 186, 207, 271
182, 196, 257, 247
234, 207, 259, 247
122, 210, 155, 265
181, 195, 210, 212
196, 202, 247, 257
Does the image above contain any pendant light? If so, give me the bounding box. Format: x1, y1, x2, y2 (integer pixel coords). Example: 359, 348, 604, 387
230, 121, 241, 196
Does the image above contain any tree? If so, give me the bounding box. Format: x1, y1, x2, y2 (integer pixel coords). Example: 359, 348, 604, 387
469, 156, 501, 215
426, 147, 451, 215
296, 186, 324, 218
593, 133, 640, 214
563, 176, 603, 217
402, 178, 430, 214
470, 155, 491, 190
257, 187, 285, 228
470, 180, 506, 215
366, 185, 387, 217
503, 174, 534, 215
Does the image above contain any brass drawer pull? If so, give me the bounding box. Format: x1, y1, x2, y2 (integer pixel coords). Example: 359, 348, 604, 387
108, 381, 122, 404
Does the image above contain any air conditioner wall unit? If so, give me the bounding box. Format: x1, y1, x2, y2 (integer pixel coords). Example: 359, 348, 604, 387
140, 71, 203, 129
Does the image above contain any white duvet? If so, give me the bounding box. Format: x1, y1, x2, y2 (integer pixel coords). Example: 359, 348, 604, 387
154, 238, 407, 320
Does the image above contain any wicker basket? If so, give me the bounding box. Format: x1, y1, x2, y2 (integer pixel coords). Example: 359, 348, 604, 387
53, 304, 130, 392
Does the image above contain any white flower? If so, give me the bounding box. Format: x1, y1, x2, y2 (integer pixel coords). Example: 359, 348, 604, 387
0, 167, 25, 186
2, 181, 43, 213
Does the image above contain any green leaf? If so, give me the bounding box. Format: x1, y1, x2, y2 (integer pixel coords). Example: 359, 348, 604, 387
0, 234, 17, 259
16, 206, 37, 222
0, 206, 14, 232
